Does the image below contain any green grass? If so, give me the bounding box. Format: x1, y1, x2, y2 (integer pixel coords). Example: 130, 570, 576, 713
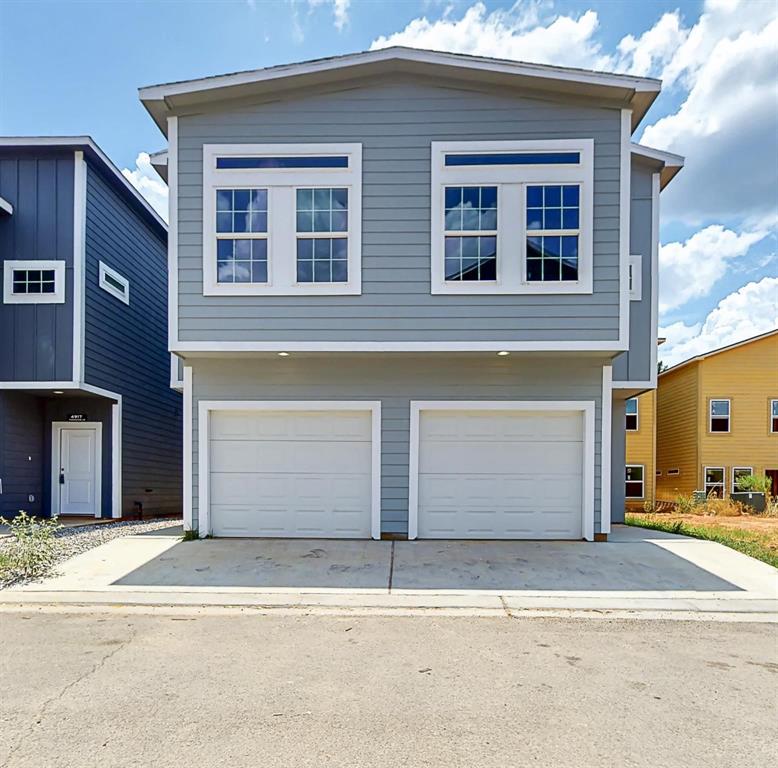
0, 550, 13, 582
626, 514, 778, 568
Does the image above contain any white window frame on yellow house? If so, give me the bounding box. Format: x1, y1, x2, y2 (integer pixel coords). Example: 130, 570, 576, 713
732, 466, 753, 492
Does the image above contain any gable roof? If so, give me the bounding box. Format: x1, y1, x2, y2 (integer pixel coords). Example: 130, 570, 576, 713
0, 136, 167, 236
139, 46, 662, 134
660, 328, 778, 377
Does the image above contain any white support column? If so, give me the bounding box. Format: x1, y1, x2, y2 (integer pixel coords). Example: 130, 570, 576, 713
183, 365, 193, 531
111, 400, 122, 518
601, 364, 613, 534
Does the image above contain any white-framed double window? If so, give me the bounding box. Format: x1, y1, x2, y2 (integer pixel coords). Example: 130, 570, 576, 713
430, 140, 593, 295
625, 397, 639, 431
98, 262, 130, 305
3, 260, 65, 304
625, 464, 644, 499
202, 143, 362, 296
770, 399, 778, 433
704, 467, 725, 497
709, 399, 730, 433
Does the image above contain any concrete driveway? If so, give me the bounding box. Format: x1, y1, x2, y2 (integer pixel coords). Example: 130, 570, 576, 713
3, 525, 776, 616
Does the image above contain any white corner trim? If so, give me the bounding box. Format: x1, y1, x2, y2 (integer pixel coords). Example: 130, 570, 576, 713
182, 366, 193, 531
168, 116, 179, 349
619, 109, 632, 350
407, 400, 596, 542
51, 421, 103, 519
196, 400, 382, 539
170, 353, 184, 391
600, 365, 612, 534
201, 142, 363, 297
0, 196, 13, 215
2, 260, 66, 305
98, 261, 130, 305
649, 172, 660, 387
111, 402, 122, 518
429, 139, 594, 296
73, 151, 87, 383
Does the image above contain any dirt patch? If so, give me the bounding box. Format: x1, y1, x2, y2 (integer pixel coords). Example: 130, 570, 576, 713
633, 514, 778, 534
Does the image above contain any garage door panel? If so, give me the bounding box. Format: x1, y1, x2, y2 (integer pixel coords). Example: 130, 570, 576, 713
417, 408, 584, 540
209, 408, 373, 538
210, 440, 369, 474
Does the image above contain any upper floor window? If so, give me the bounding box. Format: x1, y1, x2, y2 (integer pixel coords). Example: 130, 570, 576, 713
625, 398, 639, 431
709, 399, 730, 433
98, 262, 130, 305
771, 399, 778, 433
202, 143, 361, 296
3, 260, 65, 304
431, 140, 593, 295
625, 465, 644, 499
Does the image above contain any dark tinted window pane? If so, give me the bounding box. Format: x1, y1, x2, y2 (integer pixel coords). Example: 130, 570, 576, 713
217, 156, 348, 169
563, 185, 580, 206
626, 414, 638, 431
526, 186, 543, 207
297, 260, 313, 283
445, 152, 580, 166
625, 482, 643, 498
526, 259, 542, 281
710, 418, 729, 432
331, 260, 348, 282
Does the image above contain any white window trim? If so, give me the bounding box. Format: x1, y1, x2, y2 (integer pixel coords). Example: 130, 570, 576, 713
629, 254, 642, 300
202, 143, 362, 296
667, 468, 680, 476
625, 464, 645, 499
704, 466, 726, 497
407, 400, 596, 541
625, 397, 639, 431
197, 400, 381, 539
732, 466, 753, 492
3, 260, 66, 304
98, 261, 130, 305
430, 139, 594, 295
770, 399, 778, 433
709, 398, 731, 433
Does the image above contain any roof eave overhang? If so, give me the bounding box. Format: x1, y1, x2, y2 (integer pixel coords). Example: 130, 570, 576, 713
140, 48, 661, 135
631, 142, 685, 190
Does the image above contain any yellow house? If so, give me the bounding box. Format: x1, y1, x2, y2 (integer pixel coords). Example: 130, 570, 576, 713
654, 329, 778, 502
625, 389, 657, 510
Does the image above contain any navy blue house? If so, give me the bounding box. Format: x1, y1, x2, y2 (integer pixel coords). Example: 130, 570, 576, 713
0, 137, 181, 520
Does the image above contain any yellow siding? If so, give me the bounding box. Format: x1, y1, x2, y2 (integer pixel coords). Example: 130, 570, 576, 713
625, 389, 656, 509
656, 363, 699, 499
698, 332, 778, 492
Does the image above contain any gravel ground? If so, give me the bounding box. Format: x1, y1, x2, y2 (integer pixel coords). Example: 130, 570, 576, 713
0, 518, 181, 589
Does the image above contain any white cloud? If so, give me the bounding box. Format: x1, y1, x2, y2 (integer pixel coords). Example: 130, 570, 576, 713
640, 2, 778, 225
306, 0, 350, 32
370, 3, 614, 71
660, 277, 778, 366
616, 12, 687, 76
122, 152, 169, 222
659, 225, 768, 313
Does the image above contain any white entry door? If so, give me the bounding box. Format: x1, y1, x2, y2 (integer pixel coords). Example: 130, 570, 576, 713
416, 409, 584, 539
57, 425, 101, 516
208, 408, 375, 538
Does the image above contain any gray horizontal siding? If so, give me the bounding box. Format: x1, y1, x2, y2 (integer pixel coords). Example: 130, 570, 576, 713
176, 78, 622, 343
190, 354, 606, 535
613, 159, 655, 382
0, 150, 74, 381
83, 162, 182, 517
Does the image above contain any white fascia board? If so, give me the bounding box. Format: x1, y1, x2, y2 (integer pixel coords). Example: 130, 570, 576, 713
0, 196, 13, 215
0, 136, 167, 231
139, 47, 661, 102
149, 149, 168, 182
630, 143, 685, 168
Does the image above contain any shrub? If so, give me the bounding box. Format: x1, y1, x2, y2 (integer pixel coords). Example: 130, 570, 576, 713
674, 494, 696, 515
0, 512, 62, 579
733, 474, 772, 494
700, 496, 743, 517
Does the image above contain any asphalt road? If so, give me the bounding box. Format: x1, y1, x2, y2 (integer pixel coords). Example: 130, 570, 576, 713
0, 610, 776, 768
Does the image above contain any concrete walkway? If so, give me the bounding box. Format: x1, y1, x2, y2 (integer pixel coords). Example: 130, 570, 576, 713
2, 525, 777, 618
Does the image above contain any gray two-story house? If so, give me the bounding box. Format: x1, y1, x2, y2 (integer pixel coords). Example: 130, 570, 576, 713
140, 48, 682, 541
0, 138, 182, 520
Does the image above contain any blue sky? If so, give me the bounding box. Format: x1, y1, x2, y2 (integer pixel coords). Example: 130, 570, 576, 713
1, 0, 776, 363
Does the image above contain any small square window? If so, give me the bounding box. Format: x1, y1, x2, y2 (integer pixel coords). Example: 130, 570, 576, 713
3, 261, 65, 304
98, 262, 130, 304
709, 400, 730, 433
625, 398, 639, 431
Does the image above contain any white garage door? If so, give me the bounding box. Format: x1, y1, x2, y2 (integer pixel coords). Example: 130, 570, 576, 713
417, 409, 584, 539
209, 409, 373, 538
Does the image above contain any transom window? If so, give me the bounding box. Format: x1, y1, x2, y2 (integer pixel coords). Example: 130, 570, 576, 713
625, 465, 644, 499
709, 399, 730, 432
98, 262, 130, 305
431, 140, 593, 295
3, 260, 65, 304
704, 467, 725, 498
732, 467, 753, 492
444, 186, 497, 281
203, 143, 361, 296
296, 188, 349, 283
771, 400, 778, 433
625, 398, 639, 431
